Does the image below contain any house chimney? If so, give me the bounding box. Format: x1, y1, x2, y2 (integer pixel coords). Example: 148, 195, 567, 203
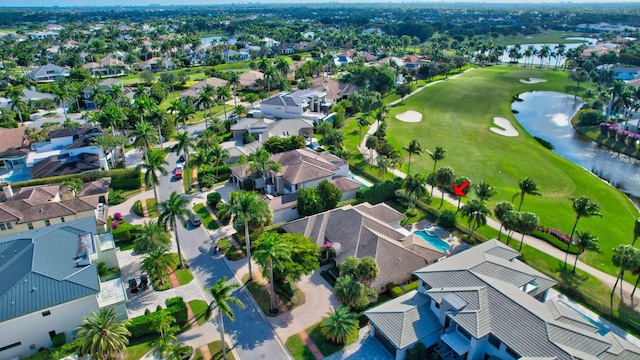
2, 183, 13, 199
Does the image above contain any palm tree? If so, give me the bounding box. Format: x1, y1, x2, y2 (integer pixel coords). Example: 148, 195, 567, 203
9, 95, 27, 123
403, 174, 427, 210
152, 312, 179, 359
517, 212, 539, 252
375, 155, 391, 181
210, 143, 230, 179
93, 135, 116, 168
217, 191, 273, 281
134, 220, 171, 255
428, 146, 446, 174
355, 256, 379, 287
475, 181, 497, 203
435, 166, 455, 207
403, 139, 423, 176
513, 177, 541, 212
248, 147, 282, 192
611, 245, 640, 315
227, 71, 241, 108
320, 305, 359, 345
173, 132, 194, 190
494, 201, 514, 240
77, 307, 130, 360
357, 116, 370, 144
564, 196, 602, 268
141, 249, 176, 285
128, 121, 159, 165
217, 86, 231, 121
159, 192, 191, 269
572, 230, 600, 273
209, 276, 245, 360
137, 150, 168, 205
334, 274, 363, 308
253, 232, 291, 313
460, 199, 489, 243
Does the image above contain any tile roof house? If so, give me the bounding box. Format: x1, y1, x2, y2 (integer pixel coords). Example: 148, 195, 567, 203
230, 118, 314, 144
282, 202, 445, 291
0, 217, 126, 359
365, 240, 640, 360
28, 64, 70, 82
179, 76, 228, 99
0, 178, 110, 235
311, 77, 361, 101
238, 70, 264, 88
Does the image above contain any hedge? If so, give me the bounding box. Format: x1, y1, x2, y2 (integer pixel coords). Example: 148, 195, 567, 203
207, 192, 222, 207
387, 284, 403, 298
132, 200, 144, 217
52, 333, 66, 348
110, 177, 142, 190
356, 177, 402, 204
126, 297, 189, 339
11, 168, 141, 189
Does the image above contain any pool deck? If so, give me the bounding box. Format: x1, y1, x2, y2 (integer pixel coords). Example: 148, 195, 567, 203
407, 220, 471, 256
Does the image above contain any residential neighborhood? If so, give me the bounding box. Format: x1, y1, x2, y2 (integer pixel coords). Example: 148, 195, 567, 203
2, 3, 640, 360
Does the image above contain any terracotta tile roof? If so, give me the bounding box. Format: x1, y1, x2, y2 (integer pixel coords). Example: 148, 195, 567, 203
0, 127, 28, 153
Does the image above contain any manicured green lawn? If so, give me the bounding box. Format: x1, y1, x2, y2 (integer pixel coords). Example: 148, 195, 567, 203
382, 66, 639, 280
145, 198, 158, 218
194, 203, 219, 230
207, 341, 235, 360
285, 334, 316, 360
218, 238, 245, 261
123, 334, 159, 360
490, 30, 592, 45
175, 268, 194, 285
188, 299, 211, 326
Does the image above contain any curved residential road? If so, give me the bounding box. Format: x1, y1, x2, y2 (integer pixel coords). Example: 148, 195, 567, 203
357, 70, 640, 312
156, 150, 293, 360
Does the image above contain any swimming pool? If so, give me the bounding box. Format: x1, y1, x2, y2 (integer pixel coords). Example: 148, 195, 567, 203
558, 300, 610, 335
415, 230, 451, 252
348, 171, 374, 188
1, 170, 31, 183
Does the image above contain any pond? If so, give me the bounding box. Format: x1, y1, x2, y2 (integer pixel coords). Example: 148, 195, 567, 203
499, 37, 598, 66
512, 91, 640, 204
200, 36, 238, 48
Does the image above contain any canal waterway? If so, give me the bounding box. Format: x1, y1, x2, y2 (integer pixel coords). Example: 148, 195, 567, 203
512, 91, 640, 205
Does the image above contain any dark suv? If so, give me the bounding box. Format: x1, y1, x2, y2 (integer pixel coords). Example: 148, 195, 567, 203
190, 214, 201, 227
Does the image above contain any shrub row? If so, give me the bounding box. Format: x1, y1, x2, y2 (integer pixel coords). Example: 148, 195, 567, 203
110, 177, 142, 190
386, 280, 419, 298
126, 297, 188, 339
132, 200, 144, 217
356, 177, 403, 204
198, 166, 231, 189
533, 228, 580, 254
12, 168, 140, 189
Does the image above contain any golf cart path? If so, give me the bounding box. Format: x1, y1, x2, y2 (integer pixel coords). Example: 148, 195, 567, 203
357, 69, 640, 313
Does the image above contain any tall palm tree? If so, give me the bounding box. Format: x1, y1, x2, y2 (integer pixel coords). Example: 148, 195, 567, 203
375, 155, 391, 181
494, 201, 514, 240
173, 132, 194, 190
77, 307, 131, 360
513, 177, 541, 212
209, 276, 245, 360
248, 147, 282, 192
92, 135, 116, 168
460, 199, 489, 243
572, 230, 600, 273
403, 174, 427, 210
428, 146, 447, 174
159, 192, 191, 269
403, 139, 423, 176
210, 143, 230, 179
474, 181, 497, 203
10, 96, 27, 123
134, 220, 171, 255
128, 121, 159, 165
517, 212, 539, 252
137, 150, 168, 205
564, 196, 601, 267
217, 86, 231, 121
611, 245, 640, 315
141, 249, 176, 285
218, 191, 273, 281
176, 102, 196, 129
253, 232, 291, 313
435, 166, 455, 207
227, 71, 241, 108
320, 305, 359, 345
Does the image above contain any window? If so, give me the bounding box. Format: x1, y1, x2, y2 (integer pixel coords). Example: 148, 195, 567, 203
505, 346, 520, 359
60, 217, 65, 223
44, 220, 51, 227
0, 224, 5, 231
48, 331, 56, 339
27, 223, 34, 229
434, 301, 440, 309
0, 342, 21, 352
457, 326, 472, 341
42, 310, 51, 317
6, 222, 12, 229
488, 334, 501, 349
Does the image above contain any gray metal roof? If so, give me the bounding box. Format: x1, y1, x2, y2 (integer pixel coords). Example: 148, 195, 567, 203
0, 217, 100, 322
365, 291, 442, 349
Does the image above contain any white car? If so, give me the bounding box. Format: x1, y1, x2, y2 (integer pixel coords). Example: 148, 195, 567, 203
176, 163, 184, 170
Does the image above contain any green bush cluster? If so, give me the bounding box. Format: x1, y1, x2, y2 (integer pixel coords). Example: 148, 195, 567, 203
207, 192, 222, 207
132, 200, 144, 216
356, 177, 402, 204
110, 177, 142, 190
578, 109, 605, 126
112, 221, 141, 242
437, 210, 457, 229
387, 280, 419, 298
13, 168, 140, 188
52, 333, 66, 348
198, 166, 231, 188
127, 297, 189, 339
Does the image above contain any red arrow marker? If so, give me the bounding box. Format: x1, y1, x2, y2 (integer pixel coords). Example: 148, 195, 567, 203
453, 180, 470, 197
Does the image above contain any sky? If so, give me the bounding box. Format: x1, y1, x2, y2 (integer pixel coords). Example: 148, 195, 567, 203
3, 0, 640, 7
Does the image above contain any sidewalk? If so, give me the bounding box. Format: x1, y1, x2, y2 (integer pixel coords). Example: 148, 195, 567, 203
356, 69, 640, 312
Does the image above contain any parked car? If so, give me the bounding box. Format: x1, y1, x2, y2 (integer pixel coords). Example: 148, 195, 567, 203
175, 169, 183, 179
179, 155, 185, 162
176, 162, 184, 170
190, 214, 201, 227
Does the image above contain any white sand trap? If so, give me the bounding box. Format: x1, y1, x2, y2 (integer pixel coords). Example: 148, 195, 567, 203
519, 77, 548, 84
396, 110, 423, 123
490, 117, 519, 137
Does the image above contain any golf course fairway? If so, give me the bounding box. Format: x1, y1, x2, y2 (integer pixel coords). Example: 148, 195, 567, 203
385, 66, 639, 278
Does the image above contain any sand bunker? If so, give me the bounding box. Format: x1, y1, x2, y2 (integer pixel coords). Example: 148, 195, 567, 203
490, 117, 519, 137
519, 77, 547, 84
396, 110, 423, 123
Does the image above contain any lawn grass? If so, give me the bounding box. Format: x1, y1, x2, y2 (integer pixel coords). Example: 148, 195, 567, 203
218, 238, 245, 261
194, 203, 219, 230
382, 66, 640, 280
242, 274, 279, 317
207, 341, 235, 360
285, 334, 316, 360
145, 198, 158, 218
123, 334, 159, 360
491, 30, 594, 45
188, 299, 211, 326
175, 268, 194, 285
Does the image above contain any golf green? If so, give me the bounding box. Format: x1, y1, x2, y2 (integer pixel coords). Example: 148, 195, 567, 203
386, 66, 639, 278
